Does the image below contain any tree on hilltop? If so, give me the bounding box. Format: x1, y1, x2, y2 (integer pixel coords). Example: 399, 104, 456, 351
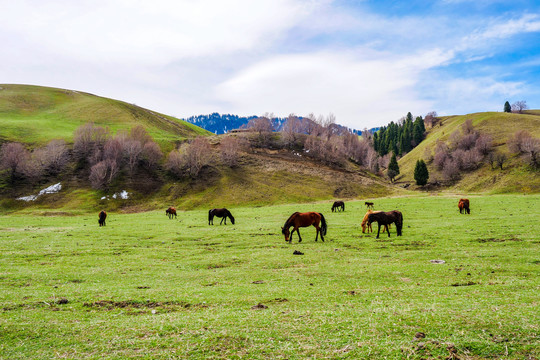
504, 101, 511, 113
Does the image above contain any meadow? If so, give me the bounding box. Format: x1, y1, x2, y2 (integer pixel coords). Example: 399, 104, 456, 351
1, 195, 539, 359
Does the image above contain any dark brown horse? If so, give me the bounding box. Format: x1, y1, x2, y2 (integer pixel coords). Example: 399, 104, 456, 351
166, 207, 177, 219
366, 210, 402, 238
365, 201, 374, 209
331, 201, 345, 212
361, 210, 390, 233
282, 212, 327, 243
98, 210, 107, 227
458, 199, 470, 214
209, 208, 235, 225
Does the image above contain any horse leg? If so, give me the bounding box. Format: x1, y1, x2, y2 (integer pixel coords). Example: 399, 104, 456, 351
317, 225, 325, 242
376, 224, 381, 238
296, 228, 302, 243
220, 217, 225, 225
386, 223, 391, 237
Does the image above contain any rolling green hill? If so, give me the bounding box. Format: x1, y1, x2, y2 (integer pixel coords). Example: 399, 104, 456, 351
0, 84, 210, 150
398, 111, 540, 193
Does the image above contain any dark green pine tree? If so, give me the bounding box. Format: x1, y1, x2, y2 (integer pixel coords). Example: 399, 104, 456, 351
414, 159, 429, 186
504, 101, 511, 113
387, 152, 400, 182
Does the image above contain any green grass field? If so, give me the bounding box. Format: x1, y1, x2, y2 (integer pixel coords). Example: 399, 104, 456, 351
1, 195, 539, 359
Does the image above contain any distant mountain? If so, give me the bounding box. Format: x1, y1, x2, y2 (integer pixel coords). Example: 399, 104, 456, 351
185, 112, 362, 135
184, 113, 258, 134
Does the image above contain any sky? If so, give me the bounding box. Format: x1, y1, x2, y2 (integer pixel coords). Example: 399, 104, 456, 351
2, 0, 540, 129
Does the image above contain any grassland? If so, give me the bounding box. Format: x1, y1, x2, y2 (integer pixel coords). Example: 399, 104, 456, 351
0, 84, 209, 148
1, 195, 539, 359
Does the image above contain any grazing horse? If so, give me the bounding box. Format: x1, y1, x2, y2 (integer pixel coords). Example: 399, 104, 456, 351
331, 201, 345, 212
209, 208, 235, 225
166, 207, 177, 219
366, 210, 403, 238
282, 212, 327, 243
458, 199, 470, 214
365, 201, 374, 209
361, 210, 390, 234
98, 210, 107, 227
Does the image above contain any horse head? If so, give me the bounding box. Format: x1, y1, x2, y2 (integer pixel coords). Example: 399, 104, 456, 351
281, 226, 290, 242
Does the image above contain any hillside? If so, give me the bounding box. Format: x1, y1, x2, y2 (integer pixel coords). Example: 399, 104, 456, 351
0, 84, 210, 150
398, 111, 540, 193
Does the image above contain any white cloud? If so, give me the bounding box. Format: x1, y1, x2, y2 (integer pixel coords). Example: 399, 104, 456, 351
1, 0, 322, 65
214, 50, 451, 128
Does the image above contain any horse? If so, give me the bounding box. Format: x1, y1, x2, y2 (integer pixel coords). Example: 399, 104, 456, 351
366, 210, 403, 238
166, 207, 177, 219
458, 199, 470, 214
361, 210, 390, 233
331, 201, 345, 212
98, 210, 107, 227
209, 208, 235, 225
281, 212, 327, 243
365, 201, 374, 209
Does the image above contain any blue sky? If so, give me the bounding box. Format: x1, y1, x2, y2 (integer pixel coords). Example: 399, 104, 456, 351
2, 0, 540, 129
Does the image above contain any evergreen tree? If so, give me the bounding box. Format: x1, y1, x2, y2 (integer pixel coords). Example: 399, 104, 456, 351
387, 152, 400, 182
504, 101, 511, 113
414, 159, 429, 186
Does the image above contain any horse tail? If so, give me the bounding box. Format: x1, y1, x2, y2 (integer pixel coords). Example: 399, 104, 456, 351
208, 209, 213, 223
319, 213, 327, 236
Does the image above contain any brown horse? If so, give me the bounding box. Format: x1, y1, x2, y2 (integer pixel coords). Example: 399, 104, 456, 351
361, 210, 390, 233
458, 199, 470, 214
166, 207, 177, 219
366, 210, 403, 238
282, 212, 327, 243
209, 208, 235, 225
331, 201, 345, 212
98, 210, 107, 227
365, 201, 374, 209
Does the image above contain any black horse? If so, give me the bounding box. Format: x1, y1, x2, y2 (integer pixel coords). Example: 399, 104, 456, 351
366, 210, 402, 238
331, 201, 345, 212
209, 208, 235, 225
98, 210, 107, 227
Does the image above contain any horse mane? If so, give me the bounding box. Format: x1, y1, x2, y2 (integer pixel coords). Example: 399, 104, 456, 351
283, 212, 300, 229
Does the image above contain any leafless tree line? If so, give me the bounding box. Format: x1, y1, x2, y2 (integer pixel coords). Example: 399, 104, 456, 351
0, 140, 69, 183
508, 130, 540, 168
431, 119, 493, 181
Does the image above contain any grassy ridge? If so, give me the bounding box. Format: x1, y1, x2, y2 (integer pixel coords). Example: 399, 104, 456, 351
1, 195, 539, 358
398, 111, 540, 193
0, 84, 210, 147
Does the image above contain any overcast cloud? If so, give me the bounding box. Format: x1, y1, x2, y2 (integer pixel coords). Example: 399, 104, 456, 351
2, 0, 540, 129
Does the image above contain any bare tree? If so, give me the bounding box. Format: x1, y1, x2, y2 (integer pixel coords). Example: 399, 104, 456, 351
475, 134, 493, 155
511, 100, 528, 113
185, 137, 212, 177
522, 137, 540, 168
0, 142, 28, 181
73, 123, 109, 163
141, 142, 163, 169
424, 111, 438, 128
89, 159, 119, 189
496, 153, 507, 170
129, 125, 152, 145
442, 158, 460, 181
166, 150, 186, 178
281, 114, 303, 148
220, 136, 243, 167
508, 130, 532, 154
41, 139, 69, 174
124, 140, 143, 175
